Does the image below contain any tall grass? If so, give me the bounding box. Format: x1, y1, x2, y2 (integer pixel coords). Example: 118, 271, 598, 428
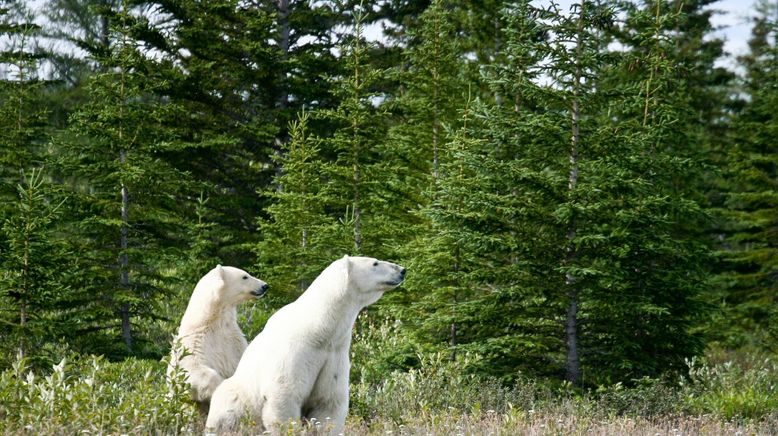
0, 319, 775, 434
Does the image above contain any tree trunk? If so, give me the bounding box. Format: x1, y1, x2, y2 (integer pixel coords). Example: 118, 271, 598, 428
276, 0, 290, 112
432, 14, 441, 181
19, 213, 30, 360
119, 150, 132, 351
118, 54, 132, 350
353, 162, 362, 253
352, 35, 362, 254
273, 0, 291, 183
564, 0, 585, 387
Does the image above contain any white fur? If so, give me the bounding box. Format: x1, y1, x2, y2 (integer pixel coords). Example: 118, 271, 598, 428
168, 265, 268, 412
206, 255, 406, 433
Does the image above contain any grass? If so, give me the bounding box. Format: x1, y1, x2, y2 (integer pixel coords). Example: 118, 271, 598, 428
0, 320, 776, 434
344, 412, 778, 435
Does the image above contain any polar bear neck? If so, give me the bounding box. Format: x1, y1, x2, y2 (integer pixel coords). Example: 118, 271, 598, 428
178, 283, 240, 335
291, 260, 380, 349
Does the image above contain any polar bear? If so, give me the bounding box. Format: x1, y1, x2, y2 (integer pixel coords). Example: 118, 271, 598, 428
168, 265, 269, 414
205, 255, 406, 433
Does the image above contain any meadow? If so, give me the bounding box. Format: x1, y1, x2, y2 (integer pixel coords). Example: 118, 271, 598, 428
1, 321, 775, 435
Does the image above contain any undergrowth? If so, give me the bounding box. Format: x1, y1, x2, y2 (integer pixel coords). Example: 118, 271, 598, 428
0, 318, 775, 434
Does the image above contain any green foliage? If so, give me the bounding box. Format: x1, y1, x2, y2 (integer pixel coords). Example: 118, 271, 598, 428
257, 110, 339, 296
0, 0, 773, 409
708, 0, 778, 351
0, 325, 775, 433
258, 7, 397, 300
0, 170, 72, 368
0, 1, 48, 200
683, 355, 778, 420
396, 0, 710, 385
317, 6, 390, 257
349, 316, 778, 426
570, 1, 711, 383
350, 314, 424, 387
52, 1, 198, 358
0, 354, 198, 433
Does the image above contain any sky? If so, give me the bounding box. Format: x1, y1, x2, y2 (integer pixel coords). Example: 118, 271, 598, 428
536, 0, 760, 66
23, 0, 763, 74
709, 0, 759, 64
362, 0, 761, 72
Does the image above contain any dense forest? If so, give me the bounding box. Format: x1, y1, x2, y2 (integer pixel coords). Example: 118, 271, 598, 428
0, 0, 776, 398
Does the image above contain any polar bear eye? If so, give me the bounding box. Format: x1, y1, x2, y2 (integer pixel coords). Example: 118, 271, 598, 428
242, 275, 248, 280
372, 261, 378, 267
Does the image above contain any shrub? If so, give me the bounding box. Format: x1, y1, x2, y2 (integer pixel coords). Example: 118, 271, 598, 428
681, 355, 778, 420
0, 354, 199, 434
594, 376, 685, 417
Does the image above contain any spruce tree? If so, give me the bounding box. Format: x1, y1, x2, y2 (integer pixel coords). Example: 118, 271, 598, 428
402, 0, 568, 378
402, 0, 711, 384
316, 6, 390, 257
712, 0, 778, 351
381, 0, 469, 320
257, 110, 336, 295
570, 0, 710, 383
0, 0, 46, 202
0, 170, 69, 367
55, 0, 195, 357
383, 0, 466, 198
132, 0, 342, 266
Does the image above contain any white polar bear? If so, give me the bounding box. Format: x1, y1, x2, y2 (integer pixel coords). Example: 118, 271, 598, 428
168, 265, 269, 413
205, 255, 406, 433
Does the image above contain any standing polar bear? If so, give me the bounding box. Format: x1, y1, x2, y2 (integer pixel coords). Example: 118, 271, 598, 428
206, 255, 406, 433
168, 265, 269, 414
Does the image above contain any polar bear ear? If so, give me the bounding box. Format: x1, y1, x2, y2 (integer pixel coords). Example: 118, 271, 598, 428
215, 264, 224, 276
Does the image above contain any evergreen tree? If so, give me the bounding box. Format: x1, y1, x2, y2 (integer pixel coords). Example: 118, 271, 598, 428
569, 0, 710, 383
381, 0, 469, 321
403, 0, 710, 385
712, 0, 778, 351
402, 0, 567, 378
40, 0, 118, 128
316, 7, 390, 257
384, 0, 466, 194
55, 0, 195, 357
0, 0, 46, 202
257, 110, 336, 295
127, 0, 348, 268
0, 170, 69, 367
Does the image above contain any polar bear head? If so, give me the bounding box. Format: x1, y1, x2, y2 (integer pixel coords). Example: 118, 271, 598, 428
203, 264, 269, 306
342, 256, 406, 301
178, 265, 269, 334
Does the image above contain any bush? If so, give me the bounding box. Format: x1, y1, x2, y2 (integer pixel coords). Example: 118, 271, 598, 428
0, 354, 199, 434
594, 376, 685, 417
681, 355, 778, 420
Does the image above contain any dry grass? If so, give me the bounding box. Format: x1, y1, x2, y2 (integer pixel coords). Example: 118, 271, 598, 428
342, 413, 778, 436
202, 412, 778, 436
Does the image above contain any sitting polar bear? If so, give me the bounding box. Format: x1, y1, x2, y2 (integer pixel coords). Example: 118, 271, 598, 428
205, 255, 406, 433
168, 265, 269, 413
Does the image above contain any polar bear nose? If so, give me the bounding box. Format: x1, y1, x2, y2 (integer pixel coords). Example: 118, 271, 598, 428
252, 283, 270, 297
399, 267, 406, 278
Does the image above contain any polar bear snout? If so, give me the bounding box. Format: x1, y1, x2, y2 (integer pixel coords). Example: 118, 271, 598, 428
251, 283, 270, 297
383, 264, 406, 287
